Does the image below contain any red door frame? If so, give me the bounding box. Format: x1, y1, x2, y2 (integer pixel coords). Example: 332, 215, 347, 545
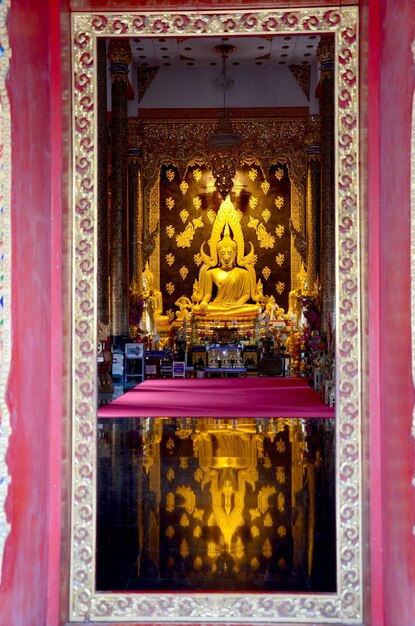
3, 1, 415, 625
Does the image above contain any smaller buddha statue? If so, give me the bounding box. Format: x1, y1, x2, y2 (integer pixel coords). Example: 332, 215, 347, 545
284, 263, 308, 327
265, 295, 284, 321
141, 263, 170, 336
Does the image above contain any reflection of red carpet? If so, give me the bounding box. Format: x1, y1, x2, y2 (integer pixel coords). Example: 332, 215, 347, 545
98, 377, 334, 418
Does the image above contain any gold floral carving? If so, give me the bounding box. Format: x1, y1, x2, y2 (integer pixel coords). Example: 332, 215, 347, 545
166, 168, 175, 182
250, 557, 259, 571
275, 168, 285, 181
261, 181, 270, 195
166, 492, 175, 512
165, 253, 175, 266
275, 225, 285, 238
180, 538, 189, 557
248, 216, 275, 249
175, 218, 203, 248
166, 526, 174, 538
179, 266, 189, 280
179, 209, 189, 223
166, 197, 175, 210
193, 253, 202, 267
71, 7, 362, 623
276, 466, 286, 484
262, 208, 271, 223
249, 196, 258, 210
194, 555, 203, 569
207, 209, 216, 223
251, 525, 259, 538
275, 253, 285, 267
166, 467, 174, 482
166, 225, 175, 238
262, 266, 271, 281
166, 282, 175, 295
193, 168, 202, 182
264, 513, 273, 527
275, 196, 284, 209
277, 525, 287, 537
179, 180, 189, 195
277, 493, 285, 512
248, 168, 258, 181
193, 196, 202, 210
263, 538, 272, 558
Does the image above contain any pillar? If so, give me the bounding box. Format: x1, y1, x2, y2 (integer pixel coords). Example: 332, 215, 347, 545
317, 35, 335, 337
305, 116, 321, 294
108, 39, 132, 340
97, 39, 109, 325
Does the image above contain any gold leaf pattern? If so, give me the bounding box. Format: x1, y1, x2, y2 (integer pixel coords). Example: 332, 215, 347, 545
275, 253, 285, 266
180, 538, 189, 558
166, 467, 175, 482
207, 210, 216, 223
194, 468, 203, 482
235, 537, 245, 559
166, 309, 175, 323
194, 526, 202, 539
248, 168, 258, 181
250, 557, 259, 571
166, 438, 175, 450
193, 196, 202, 210
275, 195, 284, 209
275, 168, 284, 181
179, 456, 188, 469
179, 266, 189, 280
194, 556, 203, 570
179, 181, 189, 195
275, 224, 285, 238
165, 253, 175, 266
192, 216, 204, 229
251, 525, 260, 538
179, 209, 189, 223
167, 556, 175, 568
263, 455, 272, 467
263, 538, 272, 558
257, 223, 275, 249
276, 466, 286, 484
264, 512, 273, 527
193, 508, 204, 521
175, 223, 195, 248
166, 282, 175, 295
193, 168, 202, 182
180, 513, 190, 528
262, 208, 271, 222
166, 526, 175, 538
193, 253, 203, 267
277, 525, 287, 537
207, 542, 220, 559
276, 281, 285, 295
262, 266, 271, 281
278, 492, 285, 512
248, 216, 259, 230
249, 196, 258, 210
166, 169, 175, 182
276, 437, 286, 453
166, 492, 175, 513
166, 196, 175, 210
166, 225, 175, 238
250, 508, 261, 521
236, 209, 243, 222
261, 181, 270, 195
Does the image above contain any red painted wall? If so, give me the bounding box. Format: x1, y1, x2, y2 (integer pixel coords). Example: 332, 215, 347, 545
0, 1, 67, 625
376, 1, 415, 624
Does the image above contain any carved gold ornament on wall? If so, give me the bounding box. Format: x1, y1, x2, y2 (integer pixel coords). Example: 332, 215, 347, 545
71, 7, 361, 624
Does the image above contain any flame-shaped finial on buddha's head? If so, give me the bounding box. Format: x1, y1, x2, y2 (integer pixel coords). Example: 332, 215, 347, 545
217, 223, 237, 252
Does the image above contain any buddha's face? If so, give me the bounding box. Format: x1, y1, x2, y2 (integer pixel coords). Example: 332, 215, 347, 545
218, 245, 236, 269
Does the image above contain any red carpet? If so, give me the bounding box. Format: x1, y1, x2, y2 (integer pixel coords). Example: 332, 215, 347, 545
98, 377, 334, 419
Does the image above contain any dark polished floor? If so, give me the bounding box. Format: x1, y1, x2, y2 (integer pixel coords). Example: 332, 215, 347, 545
96, 416, 336, 593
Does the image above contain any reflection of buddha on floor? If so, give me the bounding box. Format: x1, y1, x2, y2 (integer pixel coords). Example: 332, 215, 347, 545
192, 197, 261, 320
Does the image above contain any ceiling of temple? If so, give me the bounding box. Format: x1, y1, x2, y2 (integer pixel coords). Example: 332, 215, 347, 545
130, 35, 320, 69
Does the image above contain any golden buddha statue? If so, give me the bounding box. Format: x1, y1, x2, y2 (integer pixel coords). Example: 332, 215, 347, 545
192, 197, 261, 319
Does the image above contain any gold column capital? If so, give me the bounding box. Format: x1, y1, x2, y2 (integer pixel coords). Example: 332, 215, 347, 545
108, 39, 132, 73
317, 34, 334, 66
